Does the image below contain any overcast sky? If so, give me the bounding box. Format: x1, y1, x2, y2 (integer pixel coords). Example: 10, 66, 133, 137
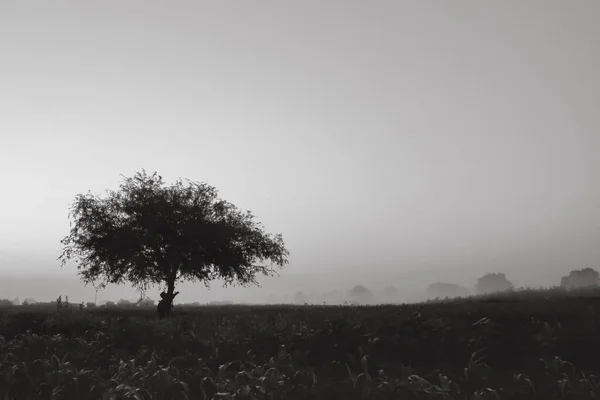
1, 1, 599, 303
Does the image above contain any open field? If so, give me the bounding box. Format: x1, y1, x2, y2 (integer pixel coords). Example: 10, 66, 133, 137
2, 288, 600, 399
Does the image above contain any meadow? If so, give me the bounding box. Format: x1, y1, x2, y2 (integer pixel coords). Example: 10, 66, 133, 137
2, 288, 600, 399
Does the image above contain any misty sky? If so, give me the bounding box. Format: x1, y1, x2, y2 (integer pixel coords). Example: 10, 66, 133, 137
1, 1, 599, 303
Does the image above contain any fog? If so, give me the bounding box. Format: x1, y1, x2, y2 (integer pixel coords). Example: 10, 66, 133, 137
1, 1, 599, 305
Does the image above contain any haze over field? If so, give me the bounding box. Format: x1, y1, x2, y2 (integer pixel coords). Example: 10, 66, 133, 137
1, 1, 599, 304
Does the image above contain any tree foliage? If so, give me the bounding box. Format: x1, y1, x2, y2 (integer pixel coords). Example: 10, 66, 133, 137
58, 170, 289, 301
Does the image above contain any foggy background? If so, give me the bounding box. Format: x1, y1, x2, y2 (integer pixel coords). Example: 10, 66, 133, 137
1, 1, 599, 304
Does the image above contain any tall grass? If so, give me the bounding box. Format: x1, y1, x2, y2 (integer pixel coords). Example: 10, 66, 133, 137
2, 287, 600, 399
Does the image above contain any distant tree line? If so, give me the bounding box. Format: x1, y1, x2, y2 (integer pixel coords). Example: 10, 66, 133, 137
291, 268, 600, 305
0, 296, 238, 309
2, 267, 599, 308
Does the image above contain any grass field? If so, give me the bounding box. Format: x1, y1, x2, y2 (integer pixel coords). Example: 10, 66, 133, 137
2, 288, 600, 399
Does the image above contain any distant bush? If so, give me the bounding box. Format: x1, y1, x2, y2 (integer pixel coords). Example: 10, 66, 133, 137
138, 298, 156, 307
22, 298, 38, 306
117, 299, 136, 308
348, 285, 375, 305
208, 300, 234, 306
180, 302, 202, 307
426, 282, 470, 299
475, 273, 514, 295
561, 268, 600, 290
380, 285, 400, 303
0, 299, 14, 307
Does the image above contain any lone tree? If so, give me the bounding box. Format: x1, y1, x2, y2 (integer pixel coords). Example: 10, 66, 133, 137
58, 170, 289, 315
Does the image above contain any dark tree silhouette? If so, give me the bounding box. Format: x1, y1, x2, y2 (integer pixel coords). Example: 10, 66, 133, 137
560, 267, 600, 290
58, 170, 289, 316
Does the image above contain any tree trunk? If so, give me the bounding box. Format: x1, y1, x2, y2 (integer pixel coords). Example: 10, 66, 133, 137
166, 279, 176, 300
157, 273, 179, 319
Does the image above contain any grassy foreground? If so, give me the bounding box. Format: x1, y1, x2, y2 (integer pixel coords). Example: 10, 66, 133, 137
2, 289, 600, 399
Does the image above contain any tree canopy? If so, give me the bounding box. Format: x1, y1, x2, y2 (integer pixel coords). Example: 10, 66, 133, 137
58, 170, 289, 302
